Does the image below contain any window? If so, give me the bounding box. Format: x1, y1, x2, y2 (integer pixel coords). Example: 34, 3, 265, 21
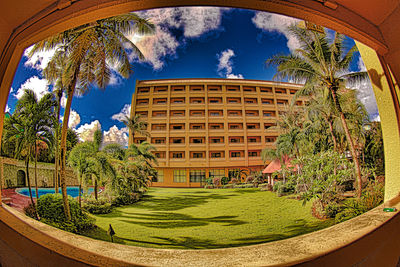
277, 100, 288, 105
290, 89, 297, 95
191, 138, 204, 144
229, 137, 242, 143
192, 152, 205, 158
208, 85, 222, 91
247, 123, 259, 129
262, 98, 274, 104
171, 124, 184, 130
275, 88, 287, 94
209, 169, 225, 179
266, 137, 276, 142
154, 86, 168, 93
263, 111, 275, 117
153, 98, 167, 104
228, 110, 242, 116
154, 152, 166, 158
173, 170, 186, 183
211, 152, 222, 158
209, 123, 223, 129
190, 170, 206, 183
260, 87, 273, 93
171, 110, 185, 116
136, 99, 149, 105
172, 152, 184, 158
190, 85, 204, 91
190, 123, 205, 129
171, 138, 184, 144
172, 85, 185, 92
231, 151, 242, 158
155, 170, 164, 182
244, 98, 257, 104
243, 86, 256, 92
171, 98, 185, 104
190, 110, 205, 117
152, 138, 165, 144
246, 110, 259, 116
190, 97, 204, 104
248, 151, 259, 157
226, 85, 240, 92
209, 97, 222, 104
248, 137, 258, 143
210, 137, 223, 143
136, 111, 148, 117
138, 87, 150, 93
209, 110, 222, 116
229, 123, 242, 129
134, 138, 146, 144
153, 111, 166, 117
152, 124, 166, 130
264, 123, 275, 130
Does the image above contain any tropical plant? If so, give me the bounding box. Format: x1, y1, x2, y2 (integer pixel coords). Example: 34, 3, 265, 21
123, 114, 150, 141
266, 25, 368, 197
29, 13, 155, 219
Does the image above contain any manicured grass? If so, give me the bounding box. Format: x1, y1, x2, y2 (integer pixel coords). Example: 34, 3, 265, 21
83, 187, 333, 249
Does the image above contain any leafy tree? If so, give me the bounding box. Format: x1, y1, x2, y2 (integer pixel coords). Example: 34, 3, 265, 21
123, 114, 150, 142
29, 14, 155, 219
267, 26, 368, 197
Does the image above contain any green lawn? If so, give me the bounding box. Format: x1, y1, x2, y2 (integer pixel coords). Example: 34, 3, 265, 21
83, 187, 333, 249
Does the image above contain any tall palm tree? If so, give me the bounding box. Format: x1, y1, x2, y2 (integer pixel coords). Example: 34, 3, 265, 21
126, 141, 157, 168
29, 14, 155, 219
43, 50, 68, 193
266, 26, 368, 198
123, 114, 150, 142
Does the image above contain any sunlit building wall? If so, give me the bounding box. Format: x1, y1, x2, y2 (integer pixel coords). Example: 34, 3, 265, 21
130, 78, 304, 187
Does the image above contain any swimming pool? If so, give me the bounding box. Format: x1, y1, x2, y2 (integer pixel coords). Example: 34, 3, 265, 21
16, 187, 96, 198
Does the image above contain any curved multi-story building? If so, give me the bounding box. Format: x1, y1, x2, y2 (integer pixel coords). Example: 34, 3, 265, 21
130, 78, 305, 187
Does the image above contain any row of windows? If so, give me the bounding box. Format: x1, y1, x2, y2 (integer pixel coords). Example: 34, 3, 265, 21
140, 110, 278, 118
137, 97, 302, 106
149, 122, 275, 131
138, 136, 276, 144
153, 169, 244, 183
137, 85, 299, 94
152, 150, 261, 159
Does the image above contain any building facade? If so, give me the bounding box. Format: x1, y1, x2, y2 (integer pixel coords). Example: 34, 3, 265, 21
130, 78, 304, 187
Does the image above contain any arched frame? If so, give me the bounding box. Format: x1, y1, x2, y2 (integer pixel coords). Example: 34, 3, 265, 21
1, 1, 400, 266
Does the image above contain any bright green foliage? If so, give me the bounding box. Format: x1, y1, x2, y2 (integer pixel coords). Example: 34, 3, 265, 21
82, 198, 113, 214
36, 194, 95, 233
293, 151, 354, 206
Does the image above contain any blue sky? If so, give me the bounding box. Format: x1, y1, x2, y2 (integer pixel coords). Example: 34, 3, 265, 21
7, 7, 378, 146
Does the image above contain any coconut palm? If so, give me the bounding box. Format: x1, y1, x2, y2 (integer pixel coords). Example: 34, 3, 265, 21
266, 26, 368, 198
123, 114, 150, 142
29, 14, 155, 219
126, 141, 157, 168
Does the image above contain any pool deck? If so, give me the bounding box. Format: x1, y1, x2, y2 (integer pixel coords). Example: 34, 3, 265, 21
1, 188, 32, 212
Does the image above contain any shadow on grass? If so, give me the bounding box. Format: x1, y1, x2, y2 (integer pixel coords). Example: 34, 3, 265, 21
118, 212, 247, 228
132, 193, 238, 211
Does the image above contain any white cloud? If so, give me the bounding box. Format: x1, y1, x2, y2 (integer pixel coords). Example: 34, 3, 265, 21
23, 46, 56, 71
5, 104, 10, 113
15, 76, 50, 100
103, 125, 129, 147
67, 110, 81, 129
217, 49, 244, 79
350, 56, 379, 120
252, 12, 300, 52
131, 7, 225, 70
111, 104, 131, 122
75, 120, 101, 142
60, 93, 67, 108
9, 87, 13, 94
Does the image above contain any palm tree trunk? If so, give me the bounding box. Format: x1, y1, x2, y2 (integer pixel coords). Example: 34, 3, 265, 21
34, 141, 39, 199
331, 88, 362, 198
54, 94, 61, 193
327, 119, 337, 153
26, 147, 38, 219
78, 173, 82, 208
94, 178, 98, 200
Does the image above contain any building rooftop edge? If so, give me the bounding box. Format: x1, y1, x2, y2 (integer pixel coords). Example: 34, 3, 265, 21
136, 78, 304, 87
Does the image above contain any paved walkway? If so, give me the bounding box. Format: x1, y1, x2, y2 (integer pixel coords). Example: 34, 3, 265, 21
1, 188, 32, 212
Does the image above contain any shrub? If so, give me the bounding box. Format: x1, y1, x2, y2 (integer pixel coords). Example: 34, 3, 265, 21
213, 177, 221, 187
324, 202, 343, 219
206, 177, 213, 185
82, 198, 112, 214
204, 185, 214, 189
233, 184, 245, 189
244, 183, 254, 188
258, 183, 272, 191
221, 176, 230, 185
36, 194, 95, 233
230, 178, 239, 185
222, 184, 233, 189
273, 181, 282, 192
245, 176, 254, 184
24, 202, 37, 218
111, 192, 140, 206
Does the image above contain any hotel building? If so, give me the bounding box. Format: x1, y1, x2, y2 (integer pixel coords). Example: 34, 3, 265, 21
130, 78, 304, 187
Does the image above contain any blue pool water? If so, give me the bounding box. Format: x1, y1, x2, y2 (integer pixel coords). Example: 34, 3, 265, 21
16, 187, 95, 198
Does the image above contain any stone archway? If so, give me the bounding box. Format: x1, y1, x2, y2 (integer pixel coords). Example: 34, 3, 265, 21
16, 170, 26, 187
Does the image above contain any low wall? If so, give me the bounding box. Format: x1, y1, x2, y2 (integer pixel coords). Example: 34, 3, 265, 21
0, 157, 78, 189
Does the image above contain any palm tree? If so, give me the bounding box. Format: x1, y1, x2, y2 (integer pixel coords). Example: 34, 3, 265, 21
266, 26, 368, 198
126, 141, 157, 168
67, 142, 92, 207
123, 114, 150, 142
29, 14, 155, 219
